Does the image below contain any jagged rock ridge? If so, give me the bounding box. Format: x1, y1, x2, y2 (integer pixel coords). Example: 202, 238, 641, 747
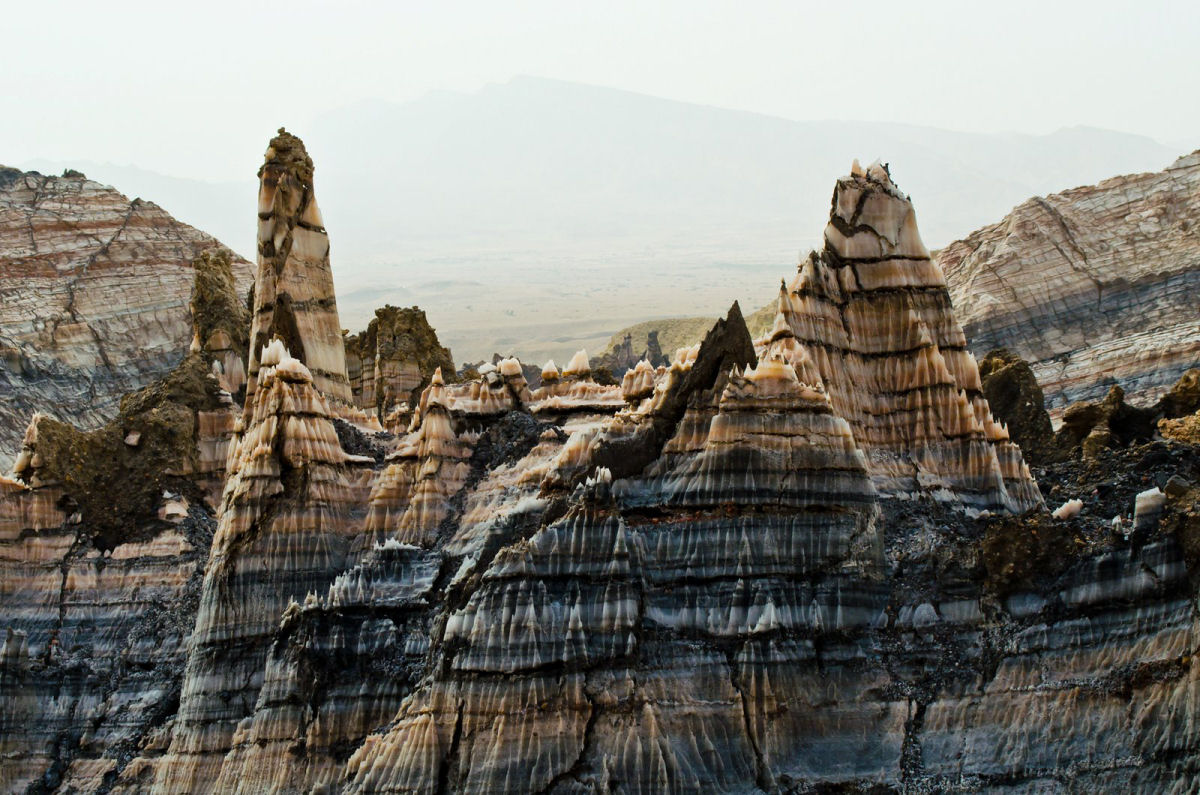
3, 139, 1200, 793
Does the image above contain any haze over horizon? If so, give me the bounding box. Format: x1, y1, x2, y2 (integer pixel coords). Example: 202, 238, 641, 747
15, 71, 1186, 363
5, 0, 1198, 363
4, 0, 1199, 182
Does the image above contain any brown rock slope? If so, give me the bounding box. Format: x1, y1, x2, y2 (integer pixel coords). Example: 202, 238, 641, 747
938, 151, 1200, 417
0, 165, 253, 470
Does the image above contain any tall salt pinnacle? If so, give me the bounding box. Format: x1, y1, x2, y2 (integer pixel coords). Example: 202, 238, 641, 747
246, 128, 353, 409
777, 159, 1042, 513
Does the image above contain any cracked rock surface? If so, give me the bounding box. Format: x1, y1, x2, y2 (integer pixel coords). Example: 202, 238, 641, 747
938, 151, 1200, 419
0, 166, 253, 471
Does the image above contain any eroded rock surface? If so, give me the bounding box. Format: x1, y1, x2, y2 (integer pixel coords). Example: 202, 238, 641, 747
245, 130, 353, 410
0, 166, 253, 471
939, 151, 1200, 417
0, 252, 250, 792
344, 305, 456, 421
5, 147, 1200, 793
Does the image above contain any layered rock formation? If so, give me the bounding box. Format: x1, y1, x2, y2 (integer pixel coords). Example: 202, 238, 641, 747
0, 252, 250, 792
772, 160, 1040, 513
939, 151, 1200, 416
0, 166, 253, 471
246, 130, 353, 410
6, 144, 1200, 793
344, 305, 456, 420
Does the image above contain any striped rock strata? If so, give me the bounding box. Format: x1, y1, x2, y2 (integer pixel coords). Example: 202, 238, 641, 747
246, 129, 353, 411
774, 160, 1040, 513
0, 252, 252, 792
9, 149, 1200, 793
0, 166, 253, 471
938, 150, 1200, 417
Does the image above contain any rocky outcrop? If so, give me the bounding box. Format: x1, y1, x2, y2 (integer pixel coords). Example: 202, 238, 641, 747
592, 330, 672, 376
978, 349, 1058, 464
939, 151, 1200, 417
344, 305, 456, 419
7, 147, 1200, 793
0, 166, 253, 471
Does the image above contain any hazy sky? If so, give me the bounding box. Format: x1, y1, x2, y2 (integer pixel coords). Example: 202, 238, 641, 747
4, 0, 1197, 182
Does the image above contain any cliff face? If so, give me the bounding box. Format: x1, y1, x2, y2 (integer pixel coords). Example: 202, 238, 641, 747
0, 166, 253, 471
0, 252, 249, 792
3, 140, 1200, 794
938, 151, 1200, 417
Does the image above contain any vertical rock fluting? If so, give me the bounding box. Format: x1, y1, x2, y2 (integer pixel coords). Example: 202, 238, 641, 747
150, 342, 371, 791
246, 129, 353, 410
775, 161, 1041, 513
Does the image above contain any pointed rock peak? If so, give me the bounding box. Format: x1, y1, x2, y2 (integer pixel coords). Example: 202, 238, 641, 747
260, 127, 314, 184
498, 357, 523, 377
826, 160, 928, 259
576, 302, 757, 485
769, 286, 795, 342
430, 367, 445, 387
913, 313, 933, 347
866, 159, 893, 187
769, 311, 793, 341
563, 349, 590, 378
541, 359, 560, 382
247, 125, 351, 408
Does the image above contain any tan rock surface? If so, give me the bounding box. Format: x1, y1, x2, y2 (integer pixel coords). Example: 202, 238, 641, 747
938, 151, 1200, 418
0, 166, 252, 471
245, 130, 353, 410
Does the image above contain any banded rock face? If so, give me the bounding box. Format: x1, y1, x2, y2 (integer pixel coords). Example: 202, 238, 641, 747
150, 341, 376, 792
0, 475, 213, 794
938, 151, 1200, 417
10, 144, 1200, 794
0, 251, 252, 792
775, 161, 1041, 513
0, 166, 253, 471
246, 130, 353, 411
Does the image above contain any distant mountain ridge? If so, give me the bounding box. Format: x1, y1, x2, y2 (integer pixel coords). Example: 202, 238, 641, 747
21, 77, 1183, 362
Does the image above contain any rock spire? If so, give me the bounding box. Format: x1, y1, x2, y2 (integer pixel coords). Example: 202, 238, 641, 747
773, 160, 1041, 513
246, 128, 353, 409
